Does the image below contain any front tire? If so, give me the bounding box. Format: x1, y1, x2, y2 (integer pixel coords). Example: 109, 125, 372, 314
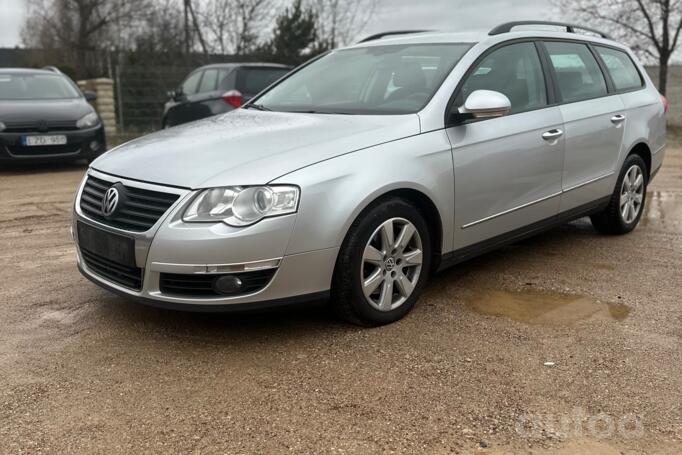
591, 154, 648, 235
331, 198, 432, 326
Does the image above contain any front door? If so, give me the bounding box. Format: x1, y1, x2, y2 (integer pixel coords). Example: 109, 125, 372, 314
446, 41, 565, 250
167, 69, 205, 126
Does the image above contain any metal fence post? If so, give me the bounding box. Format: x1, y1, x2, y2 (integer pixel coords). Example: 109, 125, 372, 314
115, 64, 124, 132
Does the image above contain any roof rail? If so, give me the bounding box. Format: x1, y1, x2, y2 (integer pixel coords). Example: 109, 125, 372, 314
42, 66, 62, 73
489, 21, 610, 39
357, 30, 432, 44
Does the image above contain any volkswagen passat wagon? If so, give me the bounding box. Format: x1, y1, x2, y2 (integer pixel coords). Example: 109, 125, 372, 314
73, 22, 667, 326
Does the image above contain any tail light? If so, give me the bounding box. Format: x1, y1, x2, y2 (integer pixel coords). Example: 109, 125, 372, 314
222, 90, 243, 108
661, 94, 669, 114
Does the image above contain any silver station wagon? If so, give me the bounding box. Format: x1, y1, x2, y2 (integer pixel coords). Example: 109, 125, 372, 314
73, 21, 667, 326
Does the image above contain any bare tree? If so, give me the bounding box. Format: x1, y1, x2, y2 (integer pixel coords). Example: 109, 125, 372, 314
184, 0, 210, 59
557, 0, 682, 95
199, 0, 234, 54
310, 0, 377, 48
22, 0, 150, 77
131, 0, 186, 55
198, 0, 274, 55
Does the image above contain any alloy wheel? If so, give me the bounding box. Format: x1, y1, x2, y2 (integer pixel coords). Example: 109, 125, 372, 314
620, 164, 645, 224
361, 217, 423, 312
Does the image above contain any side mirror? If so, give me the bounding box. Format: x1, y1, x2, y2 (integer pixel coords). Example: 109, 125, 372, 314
83, 91, 97, 102
459, 90, 511, 119
171, 88, 185, 102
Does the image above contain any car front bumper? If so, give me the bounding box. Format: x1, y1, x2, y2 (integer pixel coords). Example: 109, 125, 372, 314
73, 169, 337, 311
0, 125, 105, 162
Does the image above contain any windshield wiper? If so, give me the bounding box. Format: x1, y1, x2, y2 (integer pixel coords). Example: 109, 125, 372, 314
284, 109, 353, 115
244, 103, 271, 111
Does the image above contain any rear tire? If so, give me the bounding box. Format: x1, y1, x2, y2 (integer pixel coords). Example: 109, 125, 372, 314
331, 198, 432, 326
590, 154, 648, 235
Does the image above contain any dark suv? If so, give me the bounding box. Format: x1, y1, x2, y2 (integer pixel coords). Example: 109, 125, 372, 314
0, 68, 106, 164
162, 63, 291, 128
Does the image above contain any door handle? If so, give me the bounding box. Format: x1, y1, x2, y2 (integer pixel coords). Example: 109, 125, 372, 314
611, 114, 626, 125
542, 129, 564, 141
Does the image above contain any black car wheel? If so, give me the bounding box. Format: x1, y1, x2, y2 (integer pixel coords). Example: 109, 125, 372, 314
331, 197, 431, 326
591, 154, 648, 235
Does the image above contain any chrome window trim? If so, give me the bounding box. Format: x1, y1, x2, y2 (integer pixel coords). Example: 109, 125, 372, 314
444, 36, 650, 128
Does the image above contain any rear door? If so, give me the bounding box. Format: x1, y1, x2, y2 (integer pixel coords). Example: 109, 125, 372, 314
542, 41, 626, 212
592, 46, 663, 171
446, 41, 565, 250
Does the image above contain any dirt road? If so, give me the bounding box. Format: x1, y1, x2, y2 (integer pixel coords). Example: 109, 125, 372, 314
1, 145, 681, 454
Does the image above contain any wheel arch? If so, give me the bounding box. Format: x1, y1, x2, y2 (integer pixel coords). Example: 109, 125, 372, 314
626, 142, 652, 177
339, 187, 445, 272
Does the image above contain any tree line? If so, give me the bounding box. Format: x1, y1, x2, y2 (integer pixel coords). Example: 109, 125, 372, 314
19, 0, 682, 95
20, 0, 377, 78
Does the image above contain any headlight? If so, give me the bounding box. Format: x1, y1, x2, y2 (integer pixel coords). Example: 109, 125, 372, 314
183, 186, 299, 226
76, 112, 99, 129
0, 121, 5, 132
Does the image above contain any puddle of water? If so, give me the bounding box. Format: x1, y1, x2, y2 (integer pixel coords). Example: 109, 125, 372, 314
643, 191, 682, 228
468, 289, 630, 325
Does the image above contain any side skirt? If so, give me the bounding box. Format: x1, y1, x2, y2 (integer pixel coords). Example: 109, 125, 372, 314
437, 196, 610, 271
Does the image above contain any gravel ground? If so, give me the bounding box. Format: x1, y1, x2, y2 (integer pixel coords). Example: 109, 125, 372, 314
0, 142, 681, 454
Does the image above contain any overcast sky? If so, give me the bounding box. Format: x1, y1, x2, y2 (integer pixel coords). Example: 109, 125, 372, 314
1, 0, 25, 47
364, 0, 554, 38
0, 0, 556, 48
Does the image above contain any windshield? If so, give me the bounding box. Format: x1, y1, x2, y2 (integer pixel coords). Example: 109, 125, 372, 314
254, 43, 472, 114
0, 73, 81, 100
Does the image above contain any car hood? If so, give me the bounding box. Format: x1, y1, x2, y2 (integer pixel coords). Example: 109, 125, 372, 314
0, 98, 92, 123
93, 110, 421, 189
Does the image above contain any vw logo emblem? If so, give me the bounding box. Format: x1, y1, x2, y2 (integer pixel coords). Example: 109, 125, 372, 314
384, 257, 396, 272
102, 187, 120, 216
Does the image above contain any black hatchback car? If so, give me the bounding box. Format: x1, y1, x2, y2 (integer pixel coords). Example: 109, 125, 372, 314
0, 68, 106, 163
162, 63, 291, 128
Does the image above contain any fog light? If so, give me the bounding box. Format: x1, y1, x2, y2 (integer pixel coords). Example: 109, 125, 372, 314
90, 140, 100, 151
213, 275, 243, 295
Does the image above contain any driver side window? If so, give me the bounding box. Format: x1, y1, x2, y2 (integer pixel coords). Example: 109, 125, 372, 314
461, 42, 547, 115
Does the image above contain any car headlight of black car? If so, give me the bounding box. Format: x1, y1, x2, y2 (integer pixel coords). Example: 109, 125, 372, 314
0, 121, 5, 132
76, 112, 100, 129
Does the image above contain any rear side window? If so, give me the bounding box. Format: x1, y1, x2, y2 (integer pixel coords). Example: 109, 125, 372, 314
236, 68, 290, 95
198, 69, 218, 93
595, 46, 643, 91
460, 42, 547, 114
545, 41, 608, 103
217, 68, 234, 91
